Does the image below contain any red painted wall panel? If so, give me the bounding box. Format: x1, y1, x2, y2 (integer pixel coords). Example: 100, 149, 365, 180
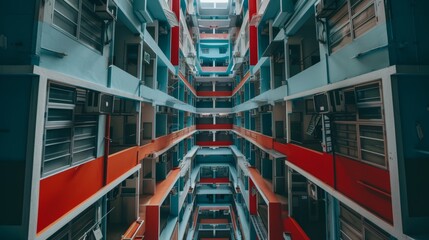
335, 155, 393, 223
269, 202, 284, 240
273, 142, 335, 187
249, 26, 258, 65
249, 178, 257, 215
170, 0, 180, 66
199, 177, 230, 184
37, 157, 104, 233
107, 147, 138, 184
145, 205, 160, 240
196, 124, 233, 130
284, 217, 310, 240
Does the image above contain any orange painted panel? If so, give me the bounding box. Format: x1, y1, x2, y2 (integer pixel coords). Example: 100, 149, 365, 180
201, 66, 228, 72
107, 146, 138, 184
234, 126, 273, 150
145, 205, 159, 240
37, 157, 104, 233
178, 72, 197, 95
138, 126, 196, 161
248, 168, 279, 203
200, 33, 229, 39
148, 168, 181, 205
232, 72, 251, 95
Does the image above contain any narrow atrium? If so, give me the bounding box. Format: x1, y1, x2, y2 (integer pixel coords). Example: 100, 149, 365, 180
0, 0, 429, 239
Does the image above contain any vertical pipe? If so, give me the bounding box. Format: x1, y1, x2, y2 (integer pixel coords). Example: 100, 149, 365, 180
103, 114, 111, 186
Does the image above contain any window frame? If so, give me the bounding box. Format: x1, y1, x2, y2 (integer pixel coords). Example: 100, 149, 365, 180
328, 0, 377, 53
333, 81, 387, 169
42, 83, 99, 178
52, 0, 105, 53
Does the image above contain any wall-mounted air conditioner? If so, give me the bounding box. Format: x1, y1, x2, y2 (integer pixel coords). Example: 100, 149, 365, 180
313, 92, 332, 113
85, 91, 114, 114
251, 109, 257, 116
260, 105, 273, 113
315, 0, 337, 18
307, 180, 318, 200
94, 0, 117, 20
157, 105, 168, 114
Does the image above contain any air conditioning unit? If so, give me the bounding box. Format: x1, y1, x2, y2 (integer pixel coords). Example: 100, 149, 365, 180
315, 0, 337, 18
313, 92, 332, 113
251, 109, 257, 116
332, 90, 345, 112
85, 91, 114, 114
93, 0, 117, 20
307, 180, 318, 200
260, 105, 273, 113
157, 105, 168, 114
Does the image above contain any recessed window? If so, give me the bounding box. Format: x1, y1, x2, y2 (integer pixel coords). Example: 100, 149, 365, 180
328, 0, 377, 53
42, 84, 98, 177
53, 0, 104, 52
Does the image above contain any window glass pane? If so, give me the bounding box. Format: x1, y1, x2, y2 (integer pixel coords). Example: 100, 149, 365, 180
70, 206, 96, 240
55, 0, 79, 22
340, 222, 362, 240
46, 128, 72, 145
353, 12, 376, 38
360, 125, 385, 166
53, 0, 79, 36
365, 229, 386, 240
334, 123, 358, 158
358, 107, 382, 120
72, 148, 96, 164
49, 85, 76, 104
340, 205, 363, 232
355, 84, 381, 103
74, 125, 97, 138
45, 142, 71, 161
74, 137, 96, 151
48, 108, 74, 122
43, 155, 70, 174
